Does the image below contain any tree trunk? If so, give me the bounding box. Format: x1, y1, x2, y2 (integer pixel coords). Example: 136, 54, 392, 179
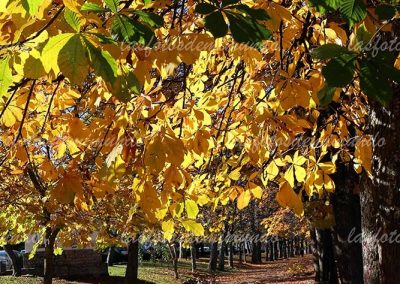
208, 242, 218, 272
178, 242, 183, 259
218, 241, 226, 271
268, 240, 274, 261
228, 242, 234, 268
168, 242, 179, 279
331, 163, 364, 284
361, 84, 400, 283
43, 228, 60, 284
125, 237, 139, 284
273, 239, 279, 260
311, 227, 338, 284
218, 221, 229, 271
190, 242, 197, 272
251, 240, 261, 263
238, 242, 243, 265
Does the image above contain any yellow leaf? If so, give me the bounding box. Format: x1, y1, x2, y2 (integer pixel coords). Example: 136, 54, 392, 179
229, 167, 241, 181
276, 181, 303, 216
185, 199, 199, 219
237, 190, 251, 210
182, 220, 204, 236
294, 166, 307, 183
52, 173, 83, 204
162, 220, 175, 241
284, 166, 295, 187
249, 182, 263, 199
354, 136, 372, 176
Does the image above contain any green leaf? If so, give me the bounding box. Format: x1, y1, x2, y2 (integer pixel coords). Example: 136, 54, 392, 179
318, 85, 336, 107
322, 54, 356, 87
41, 33, 75, 74
375, 4, 396, 21
226, 12, 272, 44
0, 57, 12, 96
308, 0, 340, 13
112, 14, 157, 46
104, 0, 119, 13
83, 38, 117, 84
311, 44, 354, 60
22, 0, 44, 15
195, 3, 218, 15
24, 55, 46, 79
205, 11, 228, 38
222, 0, 239, 7
64, 8, 81, 32
354, 24, 372, 50
113, 70, 141, 102
360, 60, 393, 105
134, 10, 164, 28
87, 32, 116, 44
365, 51, 400, 87
339, 0, 367, 26
234, 5, 270, 21
58, 35, 89, 85
81, 2, 107, 13
112, 14, 137, 43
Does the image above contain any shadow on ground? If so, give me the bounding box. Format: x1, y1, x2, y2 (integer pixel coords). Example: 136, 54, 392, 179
63, 276, 155, 284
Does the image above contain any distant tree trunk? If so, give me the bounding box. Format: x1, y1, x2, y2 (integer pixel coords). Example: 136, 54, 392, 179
4, 244, 21, 276
43, 227, 60, 284
125, 237, 139, 284
218, 221, 229, 271
228, 242, 234, 268
283, 239, 288, 259
311, 227, 338, 284
243, 242, 248, 262
361, 84, 400, 283
178, 241, 183, 259
168, 242, 179, 279
238, 242, 243, 265
268, 240, 274, 261
190, 242, 197, 272
278, 238, 283, 259
208, 242, 218, 272
218, 241, 226, 271
331, 163, 364, 284
273, 239, 279, 260
251, 240, 262, 263
288, 238, 294, 257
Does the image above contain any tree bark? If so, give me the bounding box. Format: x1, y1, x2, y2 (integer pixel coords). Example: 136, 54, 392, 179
208, 242, 218, 272
168, 242, 179, 279
228, 242, 234, 268
331, 163, 364, 284
361, 86, 400, 283
238, 242, 243, 265
251, 240, 262, 263
273, 239, 279, 260
311, 227, 338, 284
190, 242, 197, 272
125, 237, 139, 284
268, 240, 274, 261
4, 244, 22, 276
43, 227, 60, 284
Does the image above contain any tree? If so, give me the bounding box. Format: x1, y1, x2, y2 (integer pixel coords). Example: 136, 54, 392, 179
0, 0, 399, 283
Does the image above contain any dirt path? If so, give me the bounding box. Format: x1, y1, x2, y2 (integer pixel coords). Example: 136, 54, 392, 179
197, 255, 314, 284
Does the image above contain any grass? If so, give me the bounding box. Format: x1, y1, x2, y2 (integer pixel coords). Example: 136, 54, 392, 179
0, 258, 236, 284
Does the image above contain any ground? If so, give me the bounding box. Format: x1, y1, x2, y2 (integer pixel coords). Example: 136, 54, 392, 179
0, 255, 314, 284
